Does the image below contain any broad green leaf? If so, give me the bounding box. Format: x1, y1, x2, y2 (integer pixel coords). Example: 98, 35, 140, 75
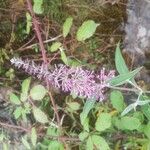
80, 99, 95, 125
50, 42, 62, 52
144, 122, 150, 139
33, 0, 43, 14
48, 141, 64, 150
21, 137, 31, 149
110, 90, 125, 112
9, 93, 21, 105
3, 143, 9, 150
60, 50, 69, 66
95, 113, 111, 132
79, 131, 89, 141
47, 127, 59, 136
121, 116, 141, 130
107, 67, 142, 86
33, 107, 49, 124
86, 136, 93, 150
115, 43, 129, 74
31, 127, 37, 146
76, 20, 99, 41
67, 102, 80, 111
13, 107, 22, 119
26, 12, 32, 34
91, 135, 110, 150
63, 17, 73, 37
30, 85, 47, 101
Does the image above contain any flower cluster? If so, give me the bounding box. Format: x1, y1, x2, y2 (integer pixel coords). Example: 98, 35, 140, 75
10, 57, 115, 101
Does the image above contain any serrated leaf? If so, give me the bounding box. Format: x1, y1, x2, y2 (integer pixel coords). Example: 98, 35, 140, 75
21, 137, 31, 149
9, 93, 21, 105
91, 135, 110, 150
31, 127, 37, 146
79, 131, 89, 141
107, 67, 142, 86
121, 116, 141, 130
33, 0, 43, 14
95, 113, 111, 132
63, 17, 73, 37
21, 78, 31, 102
60, 50, 69, 66
13, 107, 22, 119
30, 85, 47, 101
115, 43, 129, 74
110, 90, 125, 112
76, 20, 99, 41
50, 42, 62, 52
33, 107, 49, 124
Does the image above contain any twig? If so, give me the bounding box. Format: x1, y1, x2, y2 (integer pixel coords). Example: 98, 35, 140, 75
26, 0, 61, 128
17, 35, 62, 51
0, 121, 29, 132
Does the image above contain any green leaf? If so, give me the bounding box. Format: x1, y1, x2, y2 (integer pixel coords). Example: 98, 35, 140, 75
76, 20, 99, 41
95, 113, 111, 132
30, 85, 47, 101
31, 127, 37, 146
26, 12, 32, 34
22, 77, 31, 96
21, 77, 31, 102
80, 99, 95, 126
115, 43, 129, 74
144, 122, 150, 139
33, 107, 49, 124
60, 50, 69, 66
91, 135, 110, 150
50, 42, 62, 52
110, 90, 125, 112
121, 116, 141, 130
21, 137, 31, 149
48, 141, 64, 150
141, 104, 150, 121
86, 136, 93, 150
13, 107, 22, 119
107, 67, 142, 86
33, 0, 43, 14
67, 102, 80, 111
9, 93, 21, 105
63, 17, 73, 37
79, 131, 89, 141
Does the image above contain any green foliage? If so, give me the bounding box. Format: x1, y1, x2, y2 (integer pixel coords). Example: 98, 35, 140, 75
1, 1, 150, 149
33, 107, 49, 124
33, 0, 44, 14
108, 67, 142, 86
30, 84, 47, 101
63, 17, 73, 38
110, 90, 125, 112
50, 42, 62, 52
95, 113, 111, 132
76, 20, 100, 41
